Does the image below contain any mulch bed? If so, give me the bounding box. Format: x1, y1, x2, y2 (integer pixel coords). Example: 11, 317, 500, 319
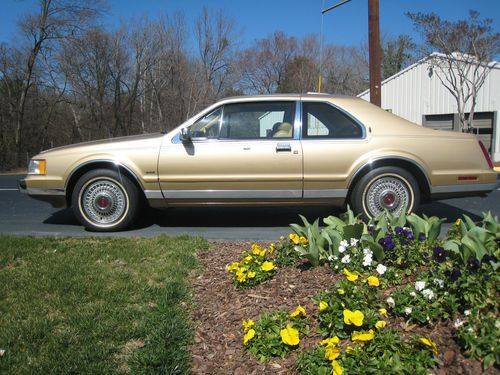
189, 241, 497, 375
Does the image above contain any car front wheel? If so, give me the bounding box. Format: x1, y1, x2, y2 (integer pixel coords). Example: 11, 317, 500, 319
72, 169, 140, 231
351, 167, 420, 220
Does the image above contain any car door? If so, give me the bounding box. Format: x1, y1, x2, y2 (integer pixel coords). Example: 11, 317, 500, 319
300, 100, 369, 199
158, 100, 303, 202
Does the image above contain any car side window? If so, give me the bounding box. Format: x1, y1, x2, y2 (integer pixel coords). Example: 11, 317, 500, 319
303, 102, 363, 139
189, 107, 222, 139
219, 101, 295, 139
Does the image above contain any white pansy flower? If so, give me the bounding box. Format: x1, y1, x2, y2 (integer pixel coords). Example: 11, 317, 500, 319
376, 264, 387, 275
410, 291, 417, 297
341, 254, 351, 264
363, 257, 372, 267
415, 281, 426, 291
350, 238, 359, 246
327, 255, 335, 261
454, 319, 464, 328
422, 289, 434, 300
363, 247, 372, 256
386, 297, 395, 308
433, 279, 444, 288
340, 240, 348, 247
404, 307, 412, 315
338, 245, 346, 253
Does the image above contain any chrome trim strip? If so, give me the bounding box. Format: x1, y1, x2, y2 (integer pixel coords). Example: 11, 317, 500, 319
303, 189, 348, 198
24, 187, 65, 196
430, 182, 498, 194
144, 190, 164, 199
66, 160, 143, 190
293, 100, 302, 140
348, 156, 432, 190
431, 181, 499, 194
161, 189, 302, 199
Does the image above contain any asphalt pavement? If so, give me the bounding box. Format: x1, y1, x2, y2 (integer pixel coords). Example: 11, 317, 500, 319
0, 175, 499, 240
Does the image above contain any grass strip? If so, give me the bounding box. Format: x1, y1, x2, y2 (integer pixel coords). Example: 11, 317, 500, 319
0, 235, 208, 374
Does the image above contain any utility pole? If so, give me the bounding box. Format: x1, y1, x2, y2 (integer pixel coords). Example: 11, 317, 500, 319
368, 0, 381, 106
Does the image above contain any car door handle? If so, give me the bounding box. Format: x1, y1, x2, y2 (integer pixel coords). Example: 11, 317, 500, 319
276, 143, 292, 152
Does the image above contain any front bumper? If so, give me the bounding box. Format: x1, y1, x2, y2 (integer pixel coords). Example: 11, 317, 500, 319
19, 178, 67, 208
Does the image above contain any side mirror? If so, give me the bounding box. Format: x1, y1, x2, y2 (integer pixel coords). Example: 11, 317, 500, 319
179, 128, 191, 142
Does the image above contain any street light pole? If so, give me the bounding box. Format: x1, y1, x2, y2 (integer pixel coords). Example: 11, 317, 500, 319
368, 0, 381, 106
318, 0, 352, 93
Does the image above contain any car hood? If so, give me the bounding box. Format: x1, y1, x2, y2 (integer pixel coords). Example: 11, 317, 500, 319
38, 133, 165, 155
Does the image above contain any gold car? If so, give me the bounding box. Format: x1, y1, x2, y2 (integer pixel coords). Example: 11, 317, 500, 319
20, 94, 499, 231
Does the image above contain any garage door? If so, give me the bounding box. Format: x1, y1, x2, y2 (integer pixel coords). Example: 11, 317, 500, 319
423, 114, 454, 131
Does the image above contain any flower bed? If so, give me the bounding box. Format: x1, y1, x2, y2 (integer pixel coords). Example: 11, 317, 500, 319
190, 209, 499, 374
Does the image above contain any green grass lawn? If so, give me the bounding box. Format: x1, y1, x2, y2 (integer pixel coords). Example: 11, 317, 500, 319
0, 235, 208, 375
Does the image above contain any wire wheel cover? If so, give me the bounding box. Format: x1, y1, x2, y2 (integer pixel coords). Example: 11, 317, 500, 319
81, 179, 127, 225
365, 176, 411, 216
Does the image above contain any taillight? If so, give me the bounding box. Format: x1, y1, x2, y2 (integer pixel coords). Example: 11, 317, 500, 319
478, 141, 494, 169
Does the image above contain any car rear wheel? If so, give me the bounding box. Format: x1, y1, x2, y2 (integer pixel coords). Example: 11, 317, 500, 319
72, 169, 140, 231
351, 167, 420, 220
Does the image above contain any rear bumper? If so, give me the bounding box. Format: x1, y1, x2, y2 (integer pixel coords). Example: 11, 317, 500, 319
19, 178, 67, 208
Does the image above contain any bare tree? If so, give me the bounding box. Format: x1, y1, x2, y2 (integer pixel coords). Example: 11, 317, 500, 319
13, 0, 102, 165
237, 32, 298, 94
407, 10, 500, 132
194, 7, 237, 102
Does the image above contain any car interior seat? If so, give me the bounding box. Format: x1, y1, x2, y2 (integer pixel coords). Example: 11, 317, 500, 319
272, 122, 293, 138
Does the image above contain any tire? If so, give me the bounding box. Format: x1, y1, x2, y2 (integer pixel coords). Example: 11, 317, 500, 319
71, 169, 140, 232
350, 167, 420, 220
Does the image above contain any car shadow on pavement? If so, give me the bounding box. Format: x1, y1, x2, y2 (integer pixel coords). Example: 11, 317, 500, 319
134, 205, 340, 228
43, 208, 80, 226
42, 202, 482, 230
419, 201, 482, 222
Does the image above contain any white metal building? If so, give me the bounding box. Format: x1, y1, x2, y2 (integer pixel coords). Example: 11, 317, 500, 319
358, 53, 500, 162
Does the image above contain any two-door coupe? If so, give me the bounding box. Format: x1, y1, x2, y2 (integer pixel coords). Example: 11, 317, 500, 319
20, 94, 499, 231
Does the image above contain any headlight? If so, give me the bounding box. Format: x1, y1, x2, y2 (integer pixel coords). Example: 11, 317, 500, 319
28, 159, 46, 175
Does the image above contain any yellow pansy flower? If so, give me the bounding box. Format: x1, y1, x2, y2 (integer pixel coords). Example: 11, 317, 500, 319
346, 345, 354, 354
269, 243, 276, 253
242, 319, 254, 332
259, 249, 267, 257
290, 305, 307, 318
332, 360, 343, 375
455, 218, 461, 226
289, 233, 300, 244
343, 309, 364, 326
280, 326, 300, 346
352, 329, 375, 342
243, 255, 253, 264
299, 236, 309, 246
419, 337, 438, 355
375, 320, 387, 329
320, 336, 340, 347
319, 300, 329, 312
243, 328, 255, 345
343, 268, 359, 282
226, 262, 241, 272
261, 261, 276, 272
367, 276, 380, 287
325, 344, 341, 360
337, 288, 345, 295
247, 271, 256, 279
251, 244, 261, 255
378, 308, 388, 317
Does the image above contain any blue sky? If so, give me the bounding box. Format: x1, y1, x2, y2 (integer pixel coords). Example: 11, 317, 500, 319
1, 0, 499, 49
